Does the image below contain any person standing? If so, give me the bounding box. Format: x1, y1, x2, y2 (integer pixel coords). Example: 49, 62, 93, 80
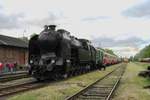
6, 63, 10, 72
3, 63, 8, 73
8, 63, 12, 73
14, 62, 17, 71
10, 63, 14, 73
0, 62, 4, 74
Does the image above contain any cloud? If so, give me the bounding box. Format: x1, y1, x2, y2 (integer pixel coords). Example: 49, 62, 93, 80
0, 5, 3, 10
92, 36, 148, 57
92, 36, 146, 48
111, 46, 140, 57
0, 0, 150, 57
0, 13, 25, 29
123, 0, 150, 18
82, 16, 111, 22
26, 11, 67, 27
0, 6, 24, 29
113, 47, 139, 52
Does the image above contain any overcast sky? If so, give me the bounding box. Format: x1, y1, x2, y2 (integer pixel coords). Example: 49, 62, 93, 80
0, 0, 150, 57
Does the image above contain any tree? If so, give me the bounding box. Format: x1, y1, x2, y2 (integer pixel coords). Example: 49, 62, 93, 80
129, 56, 134, 61
105, 49, 117, 56
30, 33, 38, 39
19, 36, 29, 43
134, 44, 150, 59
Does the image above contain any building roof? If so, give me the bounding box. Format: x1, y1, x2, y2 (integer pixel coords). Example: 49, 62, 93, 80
0, 34, 28, 48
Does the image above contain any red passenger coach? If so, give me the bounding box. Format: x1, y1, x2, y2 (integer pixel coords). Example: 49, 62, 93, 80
103, 52, 118, 66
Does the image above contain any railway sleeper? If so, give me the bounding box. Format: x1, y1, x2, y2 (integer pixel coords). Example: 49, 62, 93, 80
83, 91, 110, 95
77, 95, 106, 100
98, 79, 117, 83
90, 88, 112, 91
88, 89, 112, 92
92, 86, 112, 89
91, 86, 112, 89
82, 93, 109, 97
96, 83, 115, 86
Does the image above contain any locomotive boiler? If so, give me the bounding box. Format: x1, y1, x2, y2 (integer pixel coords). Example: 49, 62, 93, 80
28, 25, 97, 80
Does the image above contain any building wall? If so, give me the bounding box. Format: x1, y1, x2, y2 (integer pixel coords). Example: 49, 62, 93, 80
0, 46, 28, 65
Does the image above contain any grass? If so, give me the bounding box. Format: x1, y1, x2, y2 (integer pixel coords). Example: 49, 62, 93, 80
113, 62, 150, 100
8, 63, 122, 100
134, 62, 150, 69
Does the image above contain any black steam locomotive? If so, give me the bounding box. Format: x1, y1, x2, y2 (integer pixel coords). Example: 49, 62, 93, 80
28, 25, 98, 80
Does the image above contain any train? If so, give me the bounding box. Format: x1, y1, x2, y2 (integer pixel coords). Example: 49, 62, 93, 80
138, 58, 150, 63
96, 48, 120, 70
28, 25, 120, 80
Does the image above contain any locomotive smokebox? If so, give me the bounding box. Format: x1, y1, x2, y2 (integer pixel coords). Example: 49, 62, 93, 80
38, 25, 59, 54
48, 25, 56, 31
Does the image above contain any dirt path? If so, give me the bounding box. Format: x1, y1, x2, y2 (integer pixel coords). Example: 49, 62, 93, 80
112, 62, 150, 100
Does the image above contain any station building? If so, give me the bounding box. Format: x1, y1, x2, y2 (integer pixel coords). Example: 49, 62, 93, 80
0, 34, 28, 65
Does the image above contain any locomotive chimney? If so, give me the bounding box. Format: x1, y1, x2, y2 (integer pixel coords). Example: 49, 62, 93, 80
48, 25, 56, 31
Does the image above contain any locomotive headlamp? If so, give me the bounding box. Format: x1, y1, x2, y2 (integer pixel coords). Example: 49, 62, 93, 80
66, 59, 70, 62
30, 60, 33, 64
51, 60, 55, 63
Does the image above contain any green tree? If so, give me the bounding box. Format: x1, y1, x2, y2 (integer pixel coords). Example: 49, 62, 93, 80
105, 49, 117, 56
19, 36, 29, 43
30, 33, 38, 39
134, 45, 150, 59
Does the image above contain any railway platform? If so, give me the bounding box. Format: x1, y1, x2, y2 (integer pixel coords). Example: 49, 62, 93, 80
0, 71, 27, 77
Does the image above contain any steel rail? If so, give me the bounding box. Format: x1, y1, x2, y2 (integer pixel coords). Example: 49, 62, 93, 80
0, 80, 41, 97
0, 73, 29, 82
0, 71, 27, 77
106, 65, 126, 100
66, 63, 126, 100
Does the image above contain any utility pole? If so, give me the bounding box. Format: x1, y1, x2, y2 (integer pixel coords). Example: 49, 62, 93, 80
23, 29, 26, 37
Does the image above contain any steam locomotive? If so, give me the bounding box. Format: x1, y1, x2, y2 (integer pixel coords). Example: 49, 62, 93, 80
28, 25, 119, 80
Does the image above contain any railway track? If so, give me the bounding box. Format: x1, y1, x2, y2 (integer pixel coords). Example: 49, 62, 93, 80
66, 63, 127, 100
0, 71, 29, 82
0, 63, 125, 99
0, 79, 46, 97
